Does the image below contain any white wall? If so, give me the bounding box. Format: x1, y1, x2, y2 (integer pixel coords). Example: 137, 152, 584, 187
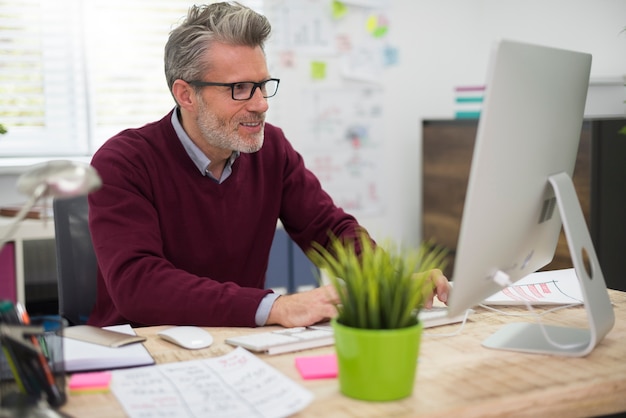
0, 175, 20, 205
362, 0, 626, 247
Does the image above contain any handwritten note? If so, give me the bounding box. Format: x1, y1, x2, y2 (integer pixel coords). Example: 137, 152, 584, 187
110, 347, 313, 417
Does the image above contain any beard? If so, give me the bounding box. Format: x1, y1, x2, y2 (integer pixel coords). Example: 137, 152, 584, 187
195, 95, 265, 153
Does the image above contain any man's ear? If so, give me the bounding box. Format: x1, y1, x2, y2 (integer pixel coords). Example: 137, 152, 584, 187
172, 79, 196, 112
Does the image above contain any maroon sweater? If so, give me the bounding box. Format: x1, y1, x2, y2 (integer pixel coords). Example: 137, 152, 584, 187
87, 110, 363, 327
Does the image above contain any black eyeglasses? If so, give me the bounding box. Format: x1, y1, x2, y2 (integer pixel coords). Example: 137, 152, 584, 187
186, 78, 280, 101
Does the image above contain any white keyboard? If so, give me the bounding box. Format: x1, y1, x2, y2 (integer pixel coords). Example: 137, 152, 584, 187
225, 308, 471, 356
419, 306, 473, 328
225, 326, 334, 355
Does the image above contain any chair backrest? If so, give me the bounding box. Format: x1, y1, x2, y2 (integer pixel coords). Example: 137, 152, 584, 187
53, 195, 97, 325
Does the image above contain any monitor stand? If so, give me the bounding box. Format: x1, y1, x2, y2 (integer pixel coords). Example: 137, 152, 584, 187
482, 172, 615, 357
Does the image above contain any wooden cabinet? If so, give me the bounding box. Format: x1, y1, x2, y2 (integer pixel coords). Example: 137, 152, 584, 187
422, 120, 480, 275
589, 118, 626, 292
422, 118, 625, 291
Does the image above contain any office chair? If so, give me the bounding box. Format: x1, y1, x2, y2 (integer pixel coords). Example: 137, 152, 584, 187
53, 195, 97, 325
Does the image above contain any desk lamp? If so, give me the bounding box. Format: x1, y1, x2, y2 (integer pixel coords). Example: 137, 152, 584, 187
0, 160, 102, 249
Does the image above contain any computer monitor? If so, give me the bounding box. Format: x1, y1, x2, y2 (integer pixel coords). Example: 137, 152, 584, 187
445, 39, 615, 356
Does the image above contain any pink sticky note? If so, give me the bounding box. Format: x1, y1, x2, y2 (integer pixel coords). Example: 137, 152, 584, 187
69, 371, 112, 390
295, 354, 338, 380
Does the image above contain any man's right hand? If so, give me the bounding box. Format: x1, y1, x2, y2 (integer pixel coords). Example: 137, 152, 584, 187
266, 284, 339, 328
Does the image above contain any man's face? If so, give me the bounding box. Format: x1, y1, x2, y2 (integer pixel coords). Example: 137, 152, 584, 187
193, 43, 271, 154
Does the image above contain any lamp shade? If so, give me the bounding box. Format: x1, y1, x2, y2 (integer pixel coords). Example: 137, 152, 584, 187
0, 160, 102, 249
16, 160, 101, 198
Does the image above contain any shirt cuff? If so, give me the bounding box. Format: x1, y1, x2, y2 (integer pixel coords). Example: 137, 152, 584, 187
255, 292, 281, 326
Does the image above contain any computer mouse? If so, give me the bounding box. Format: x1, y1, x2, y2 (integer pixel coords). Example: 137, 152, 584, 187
157, 326, 214, 350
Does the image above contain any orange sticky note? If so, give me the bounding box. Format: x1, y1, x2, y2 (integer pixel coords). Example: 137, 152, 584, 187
295, 354, 338, 379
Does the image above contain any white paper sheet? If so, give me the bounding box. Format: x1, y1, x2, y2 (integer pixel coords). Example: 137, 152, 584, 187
483, 268, 584, 306
111, 346, 313, 418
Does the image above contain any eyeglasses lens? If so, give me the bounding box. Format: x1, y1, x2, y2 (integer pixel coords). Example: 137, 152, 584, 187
233, 80, 279, 100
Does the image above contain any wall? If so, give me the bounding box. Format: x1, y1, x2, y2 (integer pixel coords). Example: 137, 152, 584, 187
1, 0, 625, 251
262, 0, 626, 250
0, 175, 20, 205
387, 0, 626, 248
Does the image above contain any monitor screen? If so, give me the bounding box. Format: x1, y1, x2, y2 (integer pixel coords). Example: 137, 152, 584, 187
445, 39, 614, 356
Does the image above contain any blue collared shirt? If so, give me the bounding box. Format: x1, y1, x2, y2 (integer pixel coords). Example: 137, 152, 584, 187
170, 108, 280, 325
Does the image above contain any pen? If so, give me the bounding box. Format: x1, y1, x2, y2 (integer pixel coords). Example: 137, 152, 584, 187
3, 335, 42, 397
0, 301, 31, 394
14, 302, 67, 407
1, 343, 28, 393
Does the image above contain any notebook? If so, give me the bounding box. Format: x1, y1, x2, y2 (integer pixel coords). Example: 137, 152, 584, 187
61, 324, 154, 372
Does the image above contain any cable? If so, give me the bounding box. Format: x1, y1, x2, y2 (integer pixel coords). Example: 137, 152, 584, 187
490, 271, 587, 350
478, 302, 581, 317
422, 308, 472, 338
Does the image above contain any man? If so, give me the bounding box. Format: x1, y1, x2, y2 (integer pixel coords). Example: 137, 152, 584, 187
87, 2, 449, 328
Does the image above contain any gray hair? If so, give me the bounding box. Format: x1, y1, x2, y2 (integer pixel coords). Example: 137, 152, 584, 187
164, 2, 271, 94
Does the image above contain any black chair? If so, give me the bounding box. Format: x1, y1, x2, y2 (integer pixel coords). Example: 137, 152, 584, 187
53, 195, 97, 325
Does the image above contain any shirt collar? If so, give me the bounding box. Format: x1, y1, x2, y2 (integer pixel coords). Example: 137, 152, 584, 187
171, 108, 240, 182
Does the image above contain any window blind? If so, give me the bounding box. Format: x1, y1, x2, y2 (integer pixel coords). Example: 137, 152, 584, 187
83, 0, 192, 151
0, 0, 263, 158
0, 0, 87, 156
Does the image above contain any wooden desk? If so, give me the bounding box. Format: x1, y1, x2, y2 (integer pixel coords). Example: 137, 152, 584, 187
61, 290, 626, 418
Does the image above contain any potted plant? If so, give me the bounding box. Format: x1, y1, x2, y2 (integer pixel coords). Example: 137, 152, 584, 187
307, 231, 447, 401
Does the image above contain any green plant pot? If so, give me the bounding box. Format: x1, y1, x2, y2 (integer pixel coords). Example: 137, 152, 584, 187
332, 318, 423, 401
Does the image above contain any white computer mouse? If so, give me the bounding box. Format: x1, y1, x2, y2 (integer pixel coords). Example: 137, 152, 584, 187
157, 326, 214, 350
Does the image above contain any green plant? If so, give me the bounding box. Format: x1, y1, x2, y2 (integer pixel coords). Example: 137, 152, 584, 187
307, 232, 448, 330
0, 124, 6, 135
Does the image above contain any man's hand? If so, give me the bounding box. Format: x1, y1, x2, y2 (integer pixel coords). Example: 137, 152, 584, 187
266, 284, 339, 328
266, 269, 451, 327
416, 268, 451, 309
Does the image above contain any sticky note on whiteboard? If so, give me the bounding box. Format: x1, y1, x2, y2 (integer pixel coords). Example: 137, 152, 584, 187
310, 61, 327, 80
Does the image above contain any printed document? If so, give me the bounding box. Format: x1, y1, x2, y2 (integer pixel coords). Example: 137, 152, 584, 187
483, 268, 583, 305
111, 346, 313, 418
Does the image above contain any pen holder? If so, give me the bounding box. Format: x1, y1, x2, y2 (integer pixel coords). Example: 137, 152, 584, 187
0, 315, 66, 411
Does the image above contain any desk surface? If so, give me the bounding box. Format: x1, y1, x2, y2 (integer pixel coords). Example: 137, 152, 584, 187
60, 290, 626, 418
